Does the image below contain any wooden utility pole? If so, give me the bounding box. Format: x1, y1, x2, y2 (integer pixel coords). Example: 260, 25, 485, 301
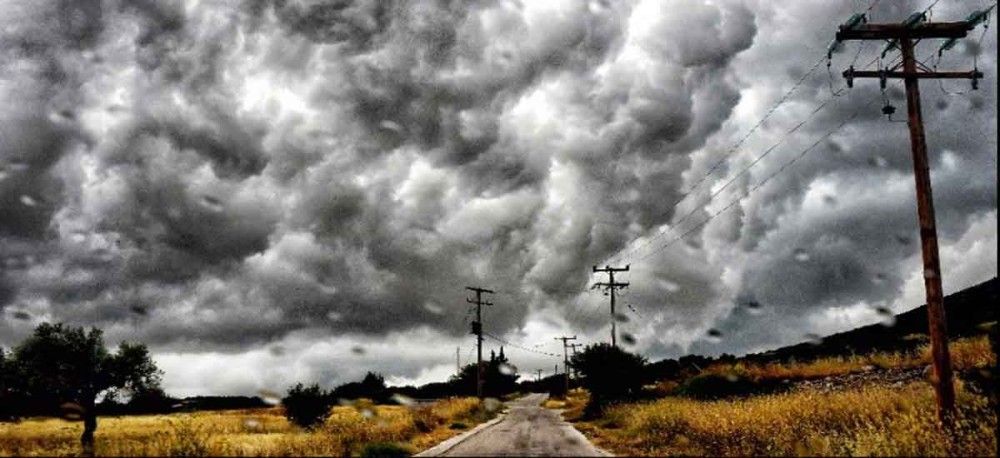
555, 335, 577, 393
466, 286, 494, 399
836, 15, 985, 424
592, 265, 630, 347
456, 347, 461, 376
535, 369, 543, 382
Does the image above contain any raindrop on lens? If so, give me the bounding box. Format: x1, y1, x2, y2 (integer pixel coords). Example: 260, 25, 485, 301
613, 312, 629, 323
659, 279, 680, 293
805, 333, 823, 345
423, 302, 444, 315
724, 373, 739, 382
869, 156, 888, 168
327, 311, 343, 322
12, 310, 31, 321
199, 195, 224, 212
258, 389, 282, 406
874, 306, 896, 327
872, 272, 887, 284
269, 345, 285, 356
743, 300, 763, 315
19, 195, 38, 207
923, 269, 936, 279
390, 393, 415, 406
499, 363, 515, 375
60, 402, 84, 421
129, 305, 148, 316
621, 333, 637, 346
244, 419, 262, 431
822, 195, 837, 206
351, 345, 365, 355
894, 234, 912, 245
705, 328, 723, 343
793, 248, 810, 262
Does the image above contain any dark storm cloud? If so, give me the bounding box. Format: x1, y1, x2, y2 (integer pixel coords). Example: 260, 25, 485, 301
0, 0, 994, 394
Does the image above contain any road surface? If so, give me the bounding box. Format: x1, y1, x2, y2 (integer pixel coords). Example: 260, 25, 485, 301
416, 393, 610, 457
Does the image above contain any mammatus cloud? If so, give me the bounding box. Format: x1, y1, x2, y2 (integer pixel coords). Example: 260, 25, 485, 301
0, 0, 994, 395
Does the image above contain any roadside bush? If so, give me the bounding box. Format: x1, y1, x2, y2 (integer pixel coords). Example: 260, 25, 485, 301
282, 383, 332, 430
570, 343, 647, 417
359, 441, 413, 458
676, 373, 788, 400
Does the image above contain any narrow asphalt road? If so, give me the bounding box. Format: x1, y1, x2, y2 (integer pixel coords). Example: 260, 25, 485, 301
416, 393, 610, 457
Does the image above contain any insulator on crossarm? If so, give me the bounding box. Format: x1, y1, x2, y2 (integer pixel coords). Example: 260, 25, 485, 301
882, 40, 898, 58
841, 13, 867, 30
938, 38, 959, 57
966, 6, 994, 28
903, 12, 927, 28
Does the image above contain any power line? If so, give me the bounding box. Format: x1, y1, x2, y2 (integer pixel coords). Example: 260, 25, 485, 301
482, 332, 560, 358
633, 98, 875, 265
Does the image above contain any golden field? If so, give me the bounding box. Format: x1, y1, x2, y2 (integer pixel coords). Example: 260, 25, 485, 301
0, 397, 491, 457
571, 336, 997, 457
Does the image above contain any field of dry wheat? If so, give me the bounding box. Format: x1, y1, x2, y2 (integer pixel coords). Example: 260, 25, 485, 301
571, 335, 997, 457
0, 397, 492, 457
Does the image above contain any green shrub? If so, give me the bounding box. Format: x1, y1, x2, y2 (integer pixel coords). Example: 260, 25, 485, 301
282, 383, 332, 429
676, 373, 784, 399
359, 441, 413, 458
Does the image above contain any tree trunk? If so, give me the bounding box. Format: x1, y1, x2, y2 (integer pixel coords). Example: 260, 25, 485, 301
80, 401, 97, 457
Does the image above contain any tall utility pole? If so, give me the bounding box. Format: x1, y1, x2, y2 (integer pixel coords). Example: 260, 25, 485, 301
592, 265, 630, 347
466, 286, 494, 399
555, 335, 577, 394
535, 369, 543, 382
456, 347, 461, 376
836, 13, 986, 424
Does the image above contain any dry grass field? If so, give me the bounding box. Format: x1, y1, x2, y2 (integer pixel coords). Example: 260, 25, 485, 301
570, 336, 997, 457
0, 397, 493, 457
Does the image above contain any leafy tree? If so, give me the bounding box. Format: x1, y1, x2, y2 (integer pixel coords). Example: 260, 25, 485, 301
11, 323, 162, 456
449, 347, 519, 397
333, 371, 388, 402
283, 383, 333, 429
570, 343, 647, 417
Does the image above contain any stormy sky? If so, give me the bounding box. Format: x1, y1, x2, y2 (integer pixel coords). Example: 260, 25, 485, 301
0, 0, 995, 397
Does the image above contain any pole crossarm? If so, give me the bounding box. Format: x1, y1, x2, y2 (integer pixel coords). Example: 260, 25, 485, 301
835, 22, 972, 41
844, 69, 983, 80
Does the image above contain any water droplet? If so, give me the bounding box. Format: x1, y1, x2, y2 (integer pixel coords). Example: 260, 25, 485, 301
269, 345, 285, 356
805, 333, 823, 345
499, 363, 515, 375
19, 195, 38, 207
243, 419, 262, 431
923, 269, 937, 279
743, 300, 763, 315
869, 156, 889, 168
724, 374, 739, 382
60, 402, 84, 421
390, 393, 414, 406
12, 310, 31, 321
822, 195, 837, 206
620, 333, 637, 346
874, 306, 896, 327
659, 279, 680, 293
872, 272, 887, 284
613, 312, 629, 323
793, 248, 810, 262
5, 161, 29, 172
327, 311, 343, 322
705, 328, 722, 343
483, 398, 502, 412
166, 207, 183, 220
378, 120, 404, 133
894, 234, 912, 245
423, 302, 444, 315
129, 305, 148, 316
258, 389, 282, 406
351, 345, 365, 355
338, 398, 355, 407
0, 170, 8, 182
199, 195, 224, 212
359, 407, 375, 418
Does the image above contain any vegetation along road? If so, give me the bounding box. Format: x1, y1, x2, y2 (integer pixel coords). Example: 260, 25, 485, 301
417, 393, 609, 457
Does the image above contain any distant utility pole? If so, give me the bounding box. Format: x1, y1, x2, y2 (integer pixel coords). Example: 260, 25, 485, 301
835, 10, 988, 424
555, 335, 577, 393
535, 369, 543, 382
592, 265, 630, 347
456, 347, 460, 376
466, 286, 494, 399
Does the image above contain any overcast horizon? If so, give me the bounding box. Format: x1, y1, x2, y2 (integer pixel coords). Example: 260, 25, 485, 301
1, 0, 996, 397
